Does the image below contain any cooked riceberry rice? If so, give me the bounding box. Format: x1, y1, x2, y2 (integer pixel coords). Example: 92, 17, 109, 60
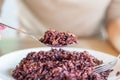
12, 49, 112, 80
40, 29, 77, 46
116, 71, 120, 76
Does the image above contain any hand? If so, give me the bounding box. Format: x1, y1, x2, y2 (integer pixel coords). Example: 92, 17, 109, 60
0, 23, 6, 39
107, 19, 120, 52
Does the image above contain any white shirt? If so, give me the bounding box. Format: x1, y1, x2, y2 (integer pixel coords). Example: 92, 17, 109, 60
17, 0, 120, 37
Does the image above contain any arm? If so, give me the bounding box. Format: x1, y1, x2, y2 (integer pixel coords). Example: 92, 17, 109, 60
106, 0, 120, 52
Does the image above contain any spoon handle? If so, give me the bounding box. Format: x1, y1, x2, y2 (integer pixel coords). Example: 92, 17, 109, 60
0, 22, 30, 35
0, 22, 40, 42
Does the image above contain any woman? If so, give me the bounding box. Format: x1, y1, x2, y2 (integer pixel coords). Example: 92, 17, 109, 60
1, 0, 120, 52
15, 0, 120, 52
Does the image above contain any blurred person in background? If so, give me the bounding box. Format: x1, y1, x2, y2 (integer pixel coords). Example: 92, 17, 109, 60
1, 0, 120, 52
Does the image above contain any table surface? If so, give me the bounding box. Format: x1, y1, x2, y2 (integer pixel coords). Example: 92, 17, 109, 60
0, 37, 119, 57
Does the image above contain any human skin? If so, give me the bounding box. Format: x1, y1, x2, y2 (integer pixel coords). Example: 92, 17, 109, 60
107, 19, 120, 52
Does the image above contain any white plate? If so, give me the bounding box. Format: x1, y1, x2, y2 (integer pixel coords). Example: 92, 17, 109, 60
0, 47, 119, 80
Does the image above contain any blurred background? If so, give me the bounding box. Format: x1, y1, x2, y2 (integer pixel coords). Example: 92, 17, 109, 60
1, 0, 18, 38
0, 0, 120, 56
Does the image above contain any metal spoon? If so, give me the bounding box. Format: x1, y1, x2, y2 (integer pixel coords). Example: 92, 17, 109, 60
0, 22, 75, 47
0, 22, 42, 44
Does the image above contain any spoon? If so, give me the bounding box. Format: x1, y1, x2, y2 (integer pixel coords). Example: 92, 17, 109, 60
0, 22, 77, 47
0, 22, 42, 44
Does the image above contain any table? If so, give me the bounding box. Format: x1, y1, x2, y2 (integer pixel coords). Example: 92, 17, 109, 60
0, 37, 118, 56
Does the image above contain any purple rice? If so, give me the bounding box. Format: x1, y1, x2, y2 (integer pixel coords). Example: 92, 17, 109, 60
116, 71, 120, 76
12, 49, 112, 80
40, 29, 77, 46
